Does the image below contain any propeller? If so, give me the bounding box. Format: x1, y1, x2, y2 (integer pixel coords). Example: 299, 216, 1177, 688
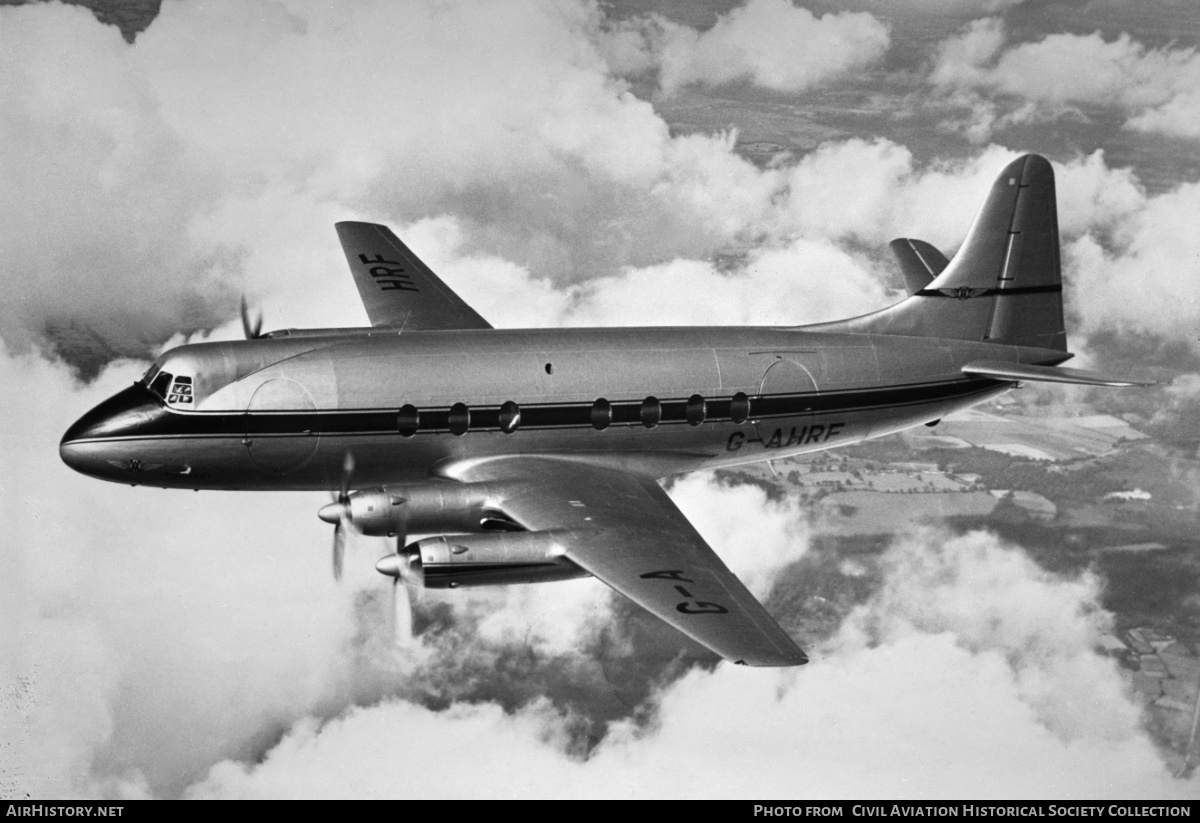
317, 452, 356, 582
375, 537, 421, 647
240, 295, 264, 340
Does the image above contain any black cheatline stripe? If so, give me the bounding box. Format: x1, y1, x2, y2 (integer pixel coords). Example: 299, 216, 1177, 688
914, 284, 1062, 298
103, 378, 1004, 442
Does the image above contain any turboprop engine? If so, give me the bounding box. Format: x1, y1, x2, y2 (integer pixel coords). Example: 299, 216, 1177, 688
372, 530, 588, 644
318, 481, 521, 538
317, 474, 587, 643
388, 531, 588, 589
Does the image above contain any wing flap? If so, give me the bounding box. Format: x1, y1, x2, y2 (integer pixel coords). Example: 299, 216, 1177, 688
335, 222, 492, 331
452, 458, 808, 667
962, 360, 1155, 387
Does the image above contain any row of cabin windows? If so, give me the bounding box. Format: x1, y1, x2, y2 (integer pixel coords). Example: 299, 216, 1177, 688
397, 392, 752, 437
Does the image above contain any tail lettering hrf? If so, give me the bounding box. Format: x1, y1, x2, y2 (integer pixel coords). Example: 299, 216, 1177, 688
809, 154, 1067, 352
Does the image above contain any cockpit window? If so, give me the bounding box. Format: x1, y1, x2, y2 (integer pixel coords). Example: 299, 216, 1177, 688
149, 371, 174, 399
167, 375, 194, 404
143, 365, 160, 386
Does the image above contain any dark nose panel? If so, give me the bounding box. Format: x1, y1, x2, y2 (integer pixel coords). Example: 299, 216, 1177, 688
60, 384, 165, 446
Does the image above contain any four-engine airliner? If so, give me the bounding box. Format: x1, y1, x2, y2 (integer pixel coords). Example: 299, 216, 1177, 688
60, 154, 1149, 667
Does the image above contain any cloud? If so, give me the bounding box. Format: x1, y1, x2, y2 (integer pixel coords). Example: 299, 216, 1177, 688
0, 347, 364, 797
643, 0, 890, 96
418, 136, 1198, 346
5, 0, 1195, 375
183, 528, 1188, 799
0, 1, 766, 360
0, 3, 238, 358
1064, 178, 1200, 344
929, 18, 1200, 139
773, 139, 1019, 250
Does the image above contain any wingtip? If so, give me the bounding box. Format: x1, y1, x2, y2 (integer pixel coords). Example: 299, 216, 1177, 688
734, 648, 809, 667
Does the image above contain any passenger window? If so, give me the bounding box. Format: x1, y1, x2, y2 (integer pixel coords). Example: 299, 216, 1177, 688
686, 394, 706, 426
640, 396, 660, 429
398, 405, 419, 437
499, 401, 520, 433
730, 392, 751, 424
449, 403, 470, 436
591, 398, 612, 431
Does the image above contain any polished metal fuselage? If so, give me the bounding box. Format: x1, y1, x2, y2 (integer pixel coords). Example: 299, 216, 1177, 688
60, 325, 1027, 491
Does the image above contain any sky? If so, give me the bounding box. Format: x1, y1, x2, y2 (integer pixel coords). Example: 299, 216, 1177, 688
2, 0, 1199, 800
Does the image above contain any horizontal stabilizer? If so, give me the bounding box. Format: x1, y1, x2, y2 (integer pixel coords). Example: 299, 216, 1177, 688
890, 238, 949, 295
962, 360, 1155, 387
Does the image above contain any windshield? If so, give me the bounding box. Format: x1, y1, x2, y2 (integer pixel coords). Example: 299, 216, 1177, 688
148, 370, 174, 399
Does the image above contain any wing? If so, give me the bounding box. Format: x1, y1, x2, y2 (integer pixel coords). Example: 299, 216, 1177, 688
451, 458, 808, 667
334, 222, 492, 331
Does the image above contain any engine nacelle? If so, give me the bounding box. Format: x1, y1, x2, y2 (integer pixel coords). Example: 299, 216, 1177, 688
406, 531, 588, 588
346, 482, 519, 537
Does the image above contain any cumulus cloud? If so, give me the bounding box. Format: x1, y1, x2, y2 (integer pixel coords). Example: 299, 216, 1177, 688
929, 18, 1200, 139
6, 0, 1194, 373
0, 0, 891, 370
0, 348, 356, 797
1063, 178, 1200, 344
0, 3, 238, 358
640, 0, 890, 96
183, 529, 1187, 799
0, 1, 740, 360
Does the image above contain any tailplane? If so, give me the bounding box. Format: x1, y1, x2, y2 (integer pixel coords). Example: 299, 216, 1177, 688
890, 238, 948, 295
811, 154, 1067, 351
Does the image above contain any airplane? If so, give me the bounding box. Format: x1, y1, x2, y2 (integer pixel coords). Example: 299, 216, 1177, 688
59, 154, 1151, 667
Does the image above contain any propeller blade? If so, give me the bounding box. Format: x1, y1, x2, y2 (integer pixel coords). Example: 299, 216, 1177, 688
377, 538, 421, 647
239, 295, 263, 340
392, 578, 414, 646
332, 520, 346, 582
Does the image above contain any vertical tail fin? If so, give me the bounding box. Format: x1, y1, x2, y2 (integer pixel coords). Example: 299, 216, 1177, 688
811, 154, 1067, 351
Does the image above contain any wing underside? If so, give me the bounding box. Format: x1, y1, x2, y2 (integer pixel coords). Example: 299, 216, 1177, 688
450, 458, 808, 667
335, 221, 492, 331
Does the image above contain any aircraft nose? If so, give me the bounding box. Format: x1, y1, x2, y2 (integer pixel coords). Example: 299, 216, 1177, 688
60, 383, 164, 475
